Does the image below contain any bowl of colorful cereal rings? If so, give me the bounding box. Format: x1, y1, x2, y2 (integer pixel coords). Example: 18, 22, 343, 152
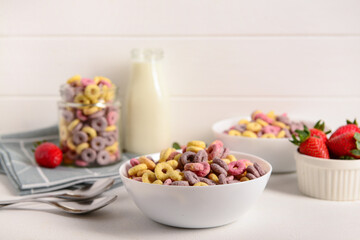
212, 110, 313, 173
119, 140, 272, 228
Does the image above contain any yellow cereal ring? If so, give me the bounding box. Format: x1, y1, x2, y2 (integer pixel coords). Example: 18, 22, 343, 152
228, 129, 241, 136
66, 138, 76, 151
272, 121, 290, 129
167, 160, 179, 169
208, 173, 219, 183
174, 153, 182, 161
105, 125, 117, 132
138, 156, 156, 170
256, 118, 269, 127
242, 130, 258, 138
246, 122, 262, 132
59, 125, 68, 141
136, 169, 153, 177
169, 171, 182, 181
128, 163, 147, 176
222, 159, 230, 164
82, 126, 97, 139
74, 94, 90, 105
76, 142, 89, 155
94, 76, 112, 85
266, 111, 276, 120
155, 162, 174, 181
152, 180, 163, 185
84, 84, 101, 101
226, 154, 237, 162
105, 142, 118, 154
83, 106, 100, 115
261, 133, 276, 139
238, 119, 250, 125
67, 75, 81, 85
67, 119, 80, 132
159, 148, 176, 162
277, 130, 286, 138
142, 171, 156, 183
178, 171, 185, 180
187, 140, 206, 149
104, 90, 115, 102
100, 85, 109, 99
240, 176, 250, 182
186, 146, 203, 153
194, 182, 208, 186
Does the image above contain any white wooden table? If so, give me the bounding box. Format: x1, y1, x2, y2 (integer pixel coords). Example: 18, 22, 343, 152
0, 173, 358, 240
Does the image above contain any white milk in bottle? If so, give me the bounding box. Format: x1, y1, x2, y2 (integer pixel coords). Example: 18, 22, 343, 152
125, 49, 170, 154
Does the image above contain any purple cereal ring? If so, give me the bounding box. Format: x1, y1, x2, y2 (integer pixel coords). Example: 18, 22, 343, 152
66, 150, 77, 160
88, 109, 106, 119
212, 158, 229, 171
163, 179, 172, 185
91, 117, 108, 132
290, 122, 304, 134
180, 151, 196, 165
72, 131, 89, 145
91, 136, 106, 151
228, 160, 246, 176
221, 147, 229, 159
76, 109, 88, 121
276, 114, 291, 125
97, 150, 111, 165
75, 159, 88, 167
262, 125, 281, 135
81, 148, 97, 163
104, 135, 116, 146
218, 174, 227, 185
234, 124, 247, 132
170, 181, 190, 186
253, 162, 266, 176
228, 180, 240, 184
246, 173, 257, 180
199, 177, 216, 185
62, 110, 74, 122
130, 158, 140, 166
226, 175, 234, 182
211, 163, 228, 176
194, 149, 208, 162
62, 86, 75, 102
207, 144, 223, 160
246, 165, 260, 178
184, 171, 200, 185
106, 111, 118, 126
81, 78, 95, 86
254, 113, 274, 124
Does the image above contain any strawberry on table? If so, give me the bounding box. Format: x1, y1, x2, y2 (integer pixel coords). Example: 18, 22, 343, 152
290, 125, 330, 159
34, 142, 63, 168
327, 119, 360, 159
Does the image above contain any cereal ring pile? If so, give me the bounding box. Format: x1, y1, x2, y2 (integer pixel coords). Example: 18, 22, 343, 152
225, 110, 308, 139
125, 140, 267, 186
59, 75, 120, 167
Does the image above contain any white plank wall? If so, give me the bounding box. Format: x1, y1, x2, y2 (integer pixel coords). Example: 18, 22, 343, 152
0, 0, 359, 144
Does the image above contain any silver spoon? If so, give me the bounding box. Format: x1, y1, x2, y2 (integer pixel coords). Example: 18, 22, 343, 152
0, 195, 118, 214
0, 178, 115, 205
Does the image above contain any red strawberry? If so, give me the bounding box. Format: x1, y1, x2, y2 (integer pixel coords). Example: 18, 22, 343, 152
327, 132, 360, 158
290, 126, 330, 159
329, 119, 360, 140
34, 142, 63, 168
309, 120, 331, 144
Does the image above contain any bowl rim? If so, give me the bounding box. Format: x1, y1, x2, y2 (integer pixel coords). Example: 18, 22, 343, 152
212, 116, 315, 142
294, 150, 360, 167
119, 151, 272, 189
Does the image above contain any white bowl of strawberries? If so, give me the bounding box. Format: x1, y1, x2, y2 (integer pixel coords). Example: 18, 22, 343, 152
292, 120, 360, 201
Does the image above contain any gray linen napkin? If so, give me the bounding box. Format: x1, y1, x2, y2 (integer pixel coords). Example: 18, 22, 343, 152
0, 126, 135, 195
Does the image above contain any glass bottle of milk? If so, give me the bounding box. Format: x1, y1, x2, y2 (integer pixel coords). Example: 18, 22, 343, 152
125, 49, 171, 154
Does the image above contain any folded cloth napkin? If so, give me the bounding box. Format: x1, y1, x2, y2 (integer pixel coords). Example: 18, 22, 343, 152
0, 125, 136, 195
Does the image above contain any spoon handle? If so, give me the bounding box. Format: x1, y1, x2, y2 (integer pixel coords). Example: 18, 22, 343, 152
0, 191, 67, 205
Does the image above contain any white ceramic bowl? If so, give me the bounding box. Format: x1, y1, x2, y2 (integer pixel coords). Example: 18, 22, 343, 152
295, 150, 360, 201
119, 151, 272, 228
212, 116, 307, 173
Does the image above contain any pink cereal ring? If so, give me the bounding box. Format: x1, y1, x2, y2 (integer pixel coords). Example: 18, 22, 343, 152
207, 144, 223, 160
100, 80, 112, 87
228, 160, 246, 176
75, 160, 89, 167
211, 140, 224, 148
163, 179, 172, 185
130, 158, 140, 166
81, 78, 95, 86
254, 113, 274, 124
132, 177, 142, 182
167, 151, 180, 161
184, 162, 204, 172
76, 109, 88, 121
107, 111, 118, 125
195, 162, 210, 177
262, 125, 281, 135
